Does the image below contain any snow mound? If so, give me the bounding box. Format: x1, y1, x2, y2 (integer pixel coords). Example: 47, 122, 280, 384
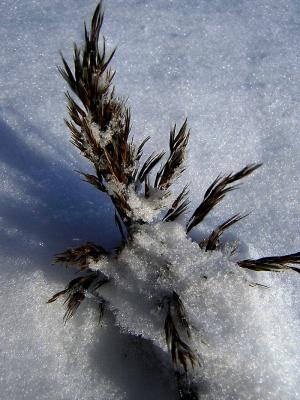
90, 221, 300, 399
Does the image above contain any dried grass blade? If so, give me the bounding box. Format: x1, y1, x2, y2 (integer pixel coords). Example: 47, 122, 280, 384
205, 213, 247, 251
54, 242, 108, 271
155, 120, 190, 189
48, 273, 109, 323
136, 152, 165, 183
187, 164, 261, 233
163, 185, 190, 222
164, 295, 197, 373
238, 251, 300, 273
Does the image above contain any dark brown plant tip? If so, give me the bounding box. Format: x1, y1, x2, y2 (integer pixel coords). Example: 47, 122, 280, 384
186, 163, 261, 233
203, 213, 247, 251
136, 151, 165, 184
135, 136, 151, 163
58, 1, 113, 106
54, 242, 109, 271
63, 291, 86, 323
164, 293, 197, 373
237, 251, 300, 273
226, 163, 262, 183
165, 313, 196, 373
155, 119, 190, 190
79, 171, 106, 192
172, 291, 191, 338
163, 185, 190, 222
48, 273, 109, 323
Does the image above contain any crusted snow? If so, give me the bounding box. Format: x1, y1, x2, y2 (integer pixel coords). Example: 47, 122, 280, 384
127, 185, 173, 222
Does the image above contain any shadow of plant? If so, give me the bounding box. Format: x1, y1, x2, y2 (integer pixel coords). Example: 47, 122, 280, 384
0, 112, 118, 281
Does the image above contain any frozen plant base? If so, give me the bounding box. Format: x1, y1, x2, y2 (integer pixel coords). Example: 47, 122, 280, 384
87, 221, 300, 399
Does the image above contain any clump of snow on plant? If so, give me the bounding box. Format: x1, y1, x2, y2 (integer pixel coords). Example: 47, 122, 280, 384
91, 221, 300, 399
106, 180, 173, 223
87, 113, 117, 148
127, 185, 172, 222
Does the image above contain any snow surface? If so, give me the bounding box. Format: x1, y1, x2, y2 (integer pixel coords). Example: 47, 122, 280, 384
1, 0, 300, 399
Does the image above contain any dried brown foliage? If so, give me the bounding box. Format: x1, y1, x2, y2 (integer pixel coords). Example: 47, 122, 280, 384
186, 164, 261, 233
238, 252, 300, 274
165, 292, 197, 373
203, 213, 246, 251
163, 185, 190, 222
54, 242, 108, 271
155, 120, 190, 189
48, 273, 109, 323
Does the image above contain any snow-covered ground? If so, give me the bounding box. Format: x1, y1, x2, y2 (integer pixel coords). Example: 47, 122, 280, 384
1, 1, 300, 399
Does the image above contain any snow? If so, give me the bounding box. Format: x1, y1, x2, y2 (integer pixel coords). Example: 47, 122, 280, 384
126, 184, 172, 222
1, 0, 300, 399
